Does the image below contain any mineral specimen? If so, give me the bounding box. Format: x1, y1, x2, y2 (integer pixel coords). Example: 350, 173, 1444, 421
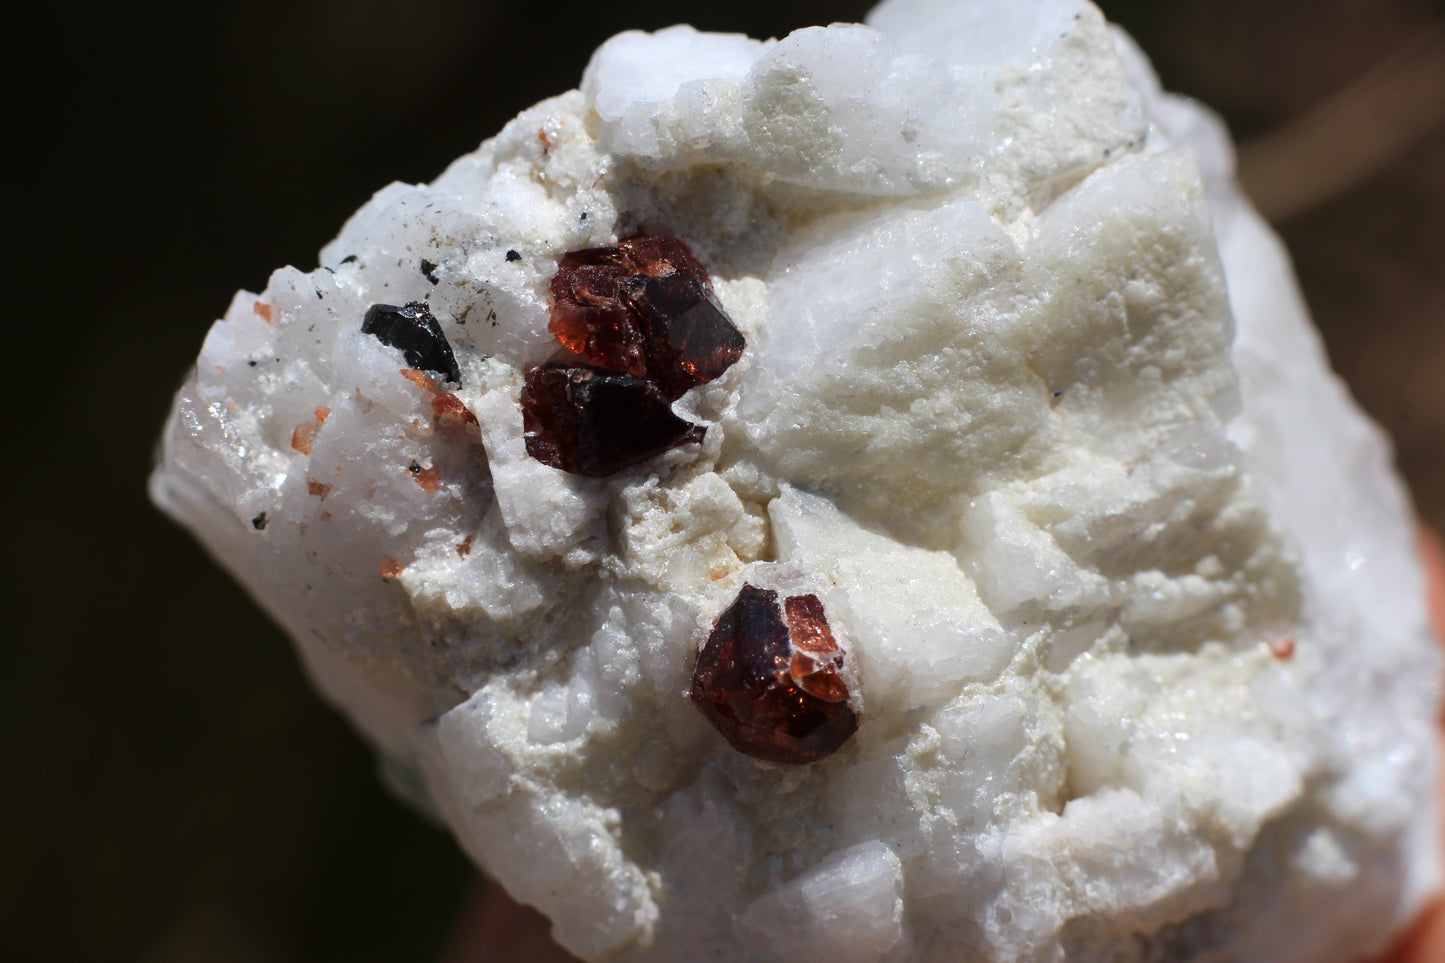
150, 0, 1441, 961
524, 235, 744, 476
548, 234, 728, 392
690, 583, 859, 764
361, 300, 461, 384
521, 362, 706, 477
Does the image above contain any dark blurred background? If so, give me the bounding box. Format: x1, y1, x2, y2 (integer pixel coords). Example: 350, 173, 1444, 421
6, 1, 1442, 960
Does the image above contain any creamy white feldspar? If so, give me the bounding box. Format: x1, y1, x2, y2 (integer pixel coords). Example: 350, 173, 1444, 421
151, 0, 1441, 960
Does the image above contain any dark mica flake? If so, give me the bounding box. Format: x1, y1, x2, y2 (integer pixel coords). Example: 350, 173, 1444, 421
521, 363, 705, 477
420, 259, 440, 284
251, 512, 268, 531
361, 301, 461, 384
690, 584, 858, 764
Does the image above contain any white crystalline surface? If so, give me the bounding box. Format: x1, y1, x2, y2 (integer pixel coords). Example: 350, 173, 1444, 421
151, 1, 1441, 960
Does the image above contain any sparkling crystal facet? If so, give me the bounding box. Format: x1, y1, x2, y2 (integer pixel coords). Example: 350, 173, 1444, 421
624, 273, 746, 401
521, 363, 706, 477
690, 584, 859, 764
547, 234, 744, 398
361, 301, 460, 384
523, 234, 743, 476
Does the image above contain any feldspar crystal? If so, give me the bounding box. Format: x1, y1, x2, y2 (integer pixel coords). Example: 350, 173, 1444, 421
151, 1, 1441, 961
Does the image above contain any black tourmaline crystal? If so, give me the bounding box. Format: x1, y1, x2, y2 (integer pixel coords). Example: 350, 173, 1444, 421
361, 301, 461, 384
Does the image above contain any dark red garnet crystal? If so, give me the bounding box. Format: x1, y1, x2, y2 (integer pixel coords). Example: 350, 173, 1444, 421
522, 234, 745, 476
690, 584, 859, 764
520, 363, 706, 477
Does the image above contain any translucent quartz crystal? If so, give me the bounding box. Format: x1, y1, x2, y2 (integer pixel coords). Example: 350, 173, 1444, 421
150, 1, 1441, 960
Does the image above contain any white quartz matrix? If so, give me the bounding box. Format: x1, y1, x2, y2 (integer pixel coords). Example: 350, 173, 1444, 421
152, 1, 1441, 960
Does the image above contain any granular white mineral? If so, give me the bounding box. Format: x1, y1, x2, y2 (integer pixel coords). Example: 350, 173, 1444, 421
151, 0, 1442, 959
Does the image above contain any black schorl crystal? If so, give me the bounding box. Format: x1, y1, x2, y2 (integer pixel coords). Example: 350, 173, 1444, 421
361, 301, 461, 384
521, 363, 706, 477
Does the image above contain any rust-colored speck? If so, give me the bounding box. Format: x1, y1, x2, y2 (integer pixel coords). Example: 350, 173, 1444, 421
380, 557, 404, 579
253, 301, 274, 323
432, 392, 480, 433
290, 407, 332, 456
307, 479, 333, 500
1269, 636, 1297, 660
401, 368, 439, 393
457, 536, 472, 558
319, 510, 333, 522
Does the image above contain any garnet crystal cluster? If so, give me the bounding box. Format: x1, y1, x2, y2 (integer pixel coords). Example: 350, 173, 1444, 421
690, 584, 860, 764
521, 235, 745, 476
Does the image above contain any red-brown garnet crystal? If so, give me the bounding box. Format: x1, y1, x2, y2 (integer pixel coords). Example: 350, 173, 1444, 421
522, 234, 745, 476
519, 364, 706, 477
690, 583, 859, 764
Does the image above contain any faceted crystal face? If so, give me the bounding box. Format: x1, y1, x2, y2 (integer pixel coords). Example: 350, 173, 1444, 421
521, 363, 706, 477
548, 235, 744, 400
360, 301, 461, 384
690, 584, 859, 764
625, 274, 746, 401
522, 234, 745, 476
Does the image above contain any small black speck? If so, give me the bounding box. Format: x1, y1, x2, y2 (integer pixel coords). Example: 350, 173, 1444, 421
340, 254, 358, 265
248, 360, 258, 367
252, 512, 269, 531
505, 249, 521, 262
486, 309, 497, 321
579, 212, 589, 221
408, 461, 421, 474
316, 290, 324, 299
323, 266, 335, 274
420, 259, 439, 284
1104, 147, 1112, 157
1052, 390, 1063, 398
